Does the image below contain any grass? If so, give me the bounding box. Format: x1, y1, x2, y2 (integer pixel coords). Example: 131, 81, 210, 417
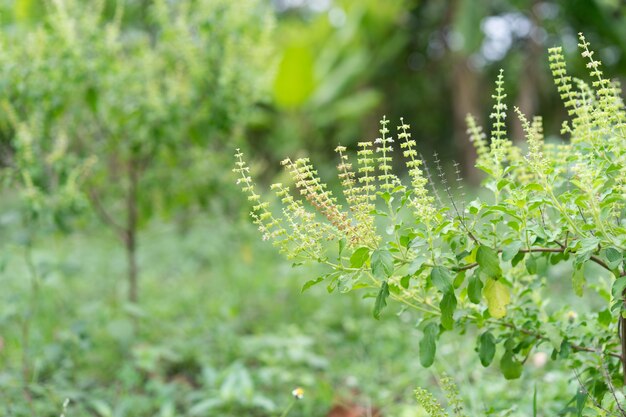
0, 210, 582, 416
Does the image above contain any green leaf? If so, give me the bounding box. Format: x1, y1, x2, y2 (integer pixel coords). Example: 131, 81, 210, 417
338, 238, 346, 257
468, 274, 483, 304
373, 281, 390, 319
525, 183, 543, 192
301, 276, 324, 293
572, 265, 585, 297
483, 278, 510, 319
430, 266, 453, 294
273, 45, 315, 108
559, 340, 570, 359
350, 247, 370, 268
407, 255, 427, 275
579, 236, 600, 253
575, 390, 587, 417
612, 276, 626, 299
476, 246, 501, 278
419, 323, 438, 367
525, 255, 537, 274
478, 331, 496, 367
400, 275, 410, 289
502, 241, 523, 262
500, 350, 523, 380
603, 247, 622, 270
598, 309, 612, 327
511, 251, 525, 267
453, 271, 465, 288
543, 323, 563, 350
440, 292, 457, 330
371, 249, 394, 279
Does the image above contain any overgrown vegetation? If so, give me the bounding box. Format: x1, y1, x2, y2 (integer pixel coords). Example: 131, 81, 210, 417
236, 33, 626, 414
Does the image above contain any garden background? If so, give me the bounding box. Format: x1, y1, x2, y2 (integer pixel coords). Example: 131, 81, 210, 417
0, 0, 625, 415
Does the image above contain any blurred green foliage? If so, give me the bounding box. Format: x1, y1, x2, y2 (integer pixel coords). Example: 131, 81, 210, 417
1, 0, 273, 213
0, 0, 625, 415
0, 218, 581, 416
247, 0, 626, 181
0, 0, 274, 300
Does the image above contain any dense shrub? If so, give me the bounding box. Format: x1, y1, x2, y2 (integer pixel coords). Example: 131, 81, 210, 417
236, 33, 626, 414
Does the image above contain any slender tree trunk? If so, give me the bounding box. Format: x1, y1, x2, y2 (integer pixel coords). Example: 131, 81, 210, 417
126, 159, 139, 303
512, 3, 541, 143
451, 56, 481, 183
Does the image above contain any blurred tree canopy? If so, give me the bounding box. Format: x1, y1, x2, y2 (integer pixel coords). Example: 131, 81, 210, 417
2, 0, 625, 181
1, 0, 625, 299
0, 0, 274, 301
248, 0, 626, 182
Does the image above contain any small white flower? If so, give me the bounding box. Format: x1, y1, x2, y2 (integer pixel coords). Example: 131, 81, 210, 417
292, 387, 304, 400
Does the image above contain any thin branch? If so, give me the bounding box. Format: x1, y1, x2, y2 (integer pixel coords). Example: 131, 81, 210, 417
87, 189, 126, 240
497, 321, 622, 360
573, 368, 614, 415
449, 246, 612, 274
600, 354, 626, 416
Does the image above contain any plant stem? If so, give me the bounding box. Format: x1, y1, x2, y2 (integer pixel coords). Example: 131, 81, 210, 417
126, 157, 139, 304
450, 246, 612, 274
497, 321, 622, 360
618, 290, 626, 385
21, 244, 38, 410
279, 399, 295, 417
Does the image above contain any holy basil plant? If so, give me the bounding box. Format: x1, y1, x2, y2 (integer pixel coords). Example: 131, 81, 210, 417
235, 34, 626, 412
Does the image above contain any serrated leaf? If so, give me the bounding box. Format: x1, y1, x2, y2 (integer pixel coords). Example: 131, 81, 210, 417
430, 266, 453, 294
350, 247, 370, 268
419, 322, 438, 367
440, 292, 457, 330
373, 281, 390, 319
500, 350, 523, 380
476, 246, 501, 278
371, 249, 394, 279
468, 274, 483, 304
478, 331, 496, 367
483, 278, 510, 319
301, 276, 324, 293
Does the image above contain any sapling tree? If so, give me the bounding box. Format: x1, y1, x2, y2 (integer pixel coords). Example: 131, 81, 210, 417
0, 106, 90, 410
0, 0, 274, 302
236, 34, 626, 413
